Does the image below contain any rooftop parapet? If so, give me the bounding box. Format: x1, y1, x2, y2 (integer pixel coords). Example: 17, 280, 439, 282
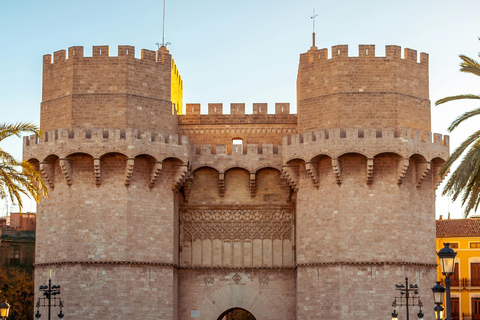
192, 143, 283, 173
183, 103, 293, 116
23, 128, 191, 163
179, 103, 297, 126
282, 127, 449, 163
43, 45, 165, 65
305, 44, 428, 64
195, 143, 281, 155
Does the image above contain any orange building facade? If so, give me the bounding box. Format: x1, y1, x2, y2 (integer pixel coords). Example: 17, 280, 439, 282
437, 218, 480, 320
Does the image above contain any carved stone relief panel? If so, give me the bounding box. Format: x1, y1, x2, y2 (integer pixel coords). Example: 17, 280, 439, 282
180, 206, 295, 268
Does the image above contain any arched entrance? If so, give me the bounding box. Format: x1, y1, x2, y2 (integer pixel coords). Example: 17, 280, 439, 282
217, 308, 256, 320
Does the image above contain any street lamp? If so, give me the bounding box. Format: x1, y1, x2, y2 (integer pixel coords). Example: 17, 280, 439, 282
392, 277, 424, 320
35, 278, 64, 320
0, 301, 10, 320
437, 243, 457, 320
432, 281, 445, 320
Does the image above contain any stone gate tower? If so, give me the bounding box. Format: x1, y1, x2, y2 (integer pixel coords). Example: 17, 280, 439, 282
24, 42, 449, 320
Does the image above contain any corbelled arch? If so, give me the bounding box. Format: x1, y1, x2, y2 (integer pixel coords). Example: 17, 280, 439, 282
198, 284, 282, 320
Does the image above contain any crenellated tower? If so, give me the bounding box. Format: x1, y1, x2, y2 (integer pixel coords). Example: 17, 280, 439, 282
25, 42, 449, 320
290, 44, 448, 319
41, 45, 181, 131
26, 45, 188, 319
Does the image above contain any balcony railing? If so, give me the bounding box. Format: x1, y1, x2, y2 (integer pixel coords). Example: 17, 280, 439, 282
439, 278, 463, 288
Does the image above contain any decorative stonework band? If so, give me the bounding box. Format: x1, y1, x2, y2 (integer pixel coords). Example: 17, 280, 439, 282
180, 207, 294, 241
297, 261, 437, 267
35, 260, 436, 269
34, 261, 177, 268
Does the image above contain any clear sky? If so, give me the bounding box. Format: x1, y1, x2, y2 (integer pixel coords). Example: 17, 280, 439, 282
1, 0, 479, 218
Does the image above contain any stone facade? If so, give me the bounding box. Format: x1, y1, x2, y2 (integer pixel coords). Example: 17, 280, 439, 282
24, 43, 450, 319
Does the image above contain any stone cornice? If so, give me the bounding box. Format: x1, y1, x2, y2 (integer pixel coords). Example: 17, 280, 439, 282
297, 261, 437, 267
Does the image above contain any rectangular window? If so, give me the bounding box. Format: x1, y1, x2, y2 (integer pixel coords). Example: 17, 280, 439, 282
473, 298, 480, 319
471, 242, 480, 248
451, 297, 459, 320
9, 245, 20, 265
472, 263, 480, 286
450, 242, 459, 249
451, 263, 460, 287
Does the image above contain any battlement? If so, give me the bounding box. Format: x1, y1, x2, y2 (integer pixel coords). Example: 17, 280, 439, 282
195, 143, 281, 155
191, 143, 283, 174
304, 45, 428, 64
182, 103, 292, 116
282, 127, 449, 164
179, 103, 297, 126
24, 128, 189, 147
23, 128, 191, 164
43, 45, 169, 65
283, 127, 448, 146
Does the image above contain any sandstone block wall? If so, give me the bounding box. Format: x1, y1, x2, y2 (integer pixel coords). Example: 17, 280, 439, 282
179, 103, 297, 154
178, 269, 295, 320
35, 265, 177, 320
296, 265, 435, 319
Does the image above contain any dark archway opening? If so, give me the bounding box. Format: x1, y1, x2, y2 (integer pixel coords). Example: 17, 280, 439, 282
217, 308, 256, 320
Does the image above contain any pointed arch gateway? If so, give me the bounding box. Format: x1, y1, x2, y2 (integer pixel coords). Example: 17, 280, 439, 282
217, 308, 256, 320
198, 284, 281, 320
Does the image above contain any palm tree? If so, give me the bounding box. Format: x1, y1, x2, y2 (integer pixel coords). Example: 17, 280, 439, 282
435, 37, 480, 217
0, 122, 48, 211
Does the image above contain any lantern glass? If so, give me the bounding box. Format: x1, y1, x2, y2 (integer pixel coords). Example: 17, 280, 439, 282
438, 243, 457, 276
0, 301, 10, 318
432, 281, 446, 304
435, 309, 444, 320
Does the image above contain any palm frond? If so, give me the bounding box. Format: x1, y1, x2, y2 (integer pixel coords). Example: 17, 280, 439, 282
459, 54, 480, 77
435, 94, 480, 106
448, 107, 480, 131
442, 137, 480, 217
0, 122, 41, 142
0, 122, 48, 211
439, 129, 480, 177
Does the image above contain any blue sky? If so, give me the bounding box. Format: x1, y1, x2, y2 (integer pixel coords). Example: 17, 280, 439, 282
1, 0, 479, 217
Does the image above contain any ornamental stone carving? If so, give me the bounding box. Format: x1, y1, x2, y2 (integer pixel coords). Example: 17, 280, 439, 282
180, 207, 294, 241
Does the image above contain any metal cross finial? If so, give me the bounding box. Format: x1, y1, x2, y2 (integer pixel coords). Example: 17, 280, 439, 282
311, 9, 318, 47
162, 0, 166, 47
311, 8, 318, 33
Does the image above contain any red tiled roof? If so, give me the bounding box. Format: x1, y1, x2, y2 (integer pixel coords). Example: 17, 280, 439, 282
436, 219, 480, 237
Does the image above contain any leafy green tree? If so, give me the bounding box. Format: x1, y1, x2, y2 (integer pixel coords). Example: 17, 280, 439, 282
0, 267, 34, 320
436, 38, 480, 217
0, 122, 48, 210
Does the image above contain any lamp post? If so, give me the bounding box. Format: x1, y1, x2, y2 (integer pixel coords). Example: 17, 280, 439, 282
0, 301, 10, 320
437, 242, 457, 320
432, 281, 446, 320
392, 277, 424, 320
35, 278, 64, 320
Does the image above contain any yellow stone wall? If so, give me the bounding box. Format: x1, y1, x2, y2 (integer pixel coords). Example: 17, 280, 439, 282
436, 233, 480, 318
171, 58, 183, 115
